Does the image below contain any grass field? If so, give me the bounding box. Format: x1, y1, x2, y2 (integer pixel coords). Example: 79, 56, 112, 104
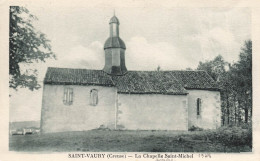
9, 130, 251, 152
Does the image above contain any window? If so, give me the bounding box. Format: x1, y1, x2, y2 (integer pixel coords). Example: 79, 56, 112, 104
197, 98, 201, 115
63, 87, 73, 105
90, 89, 98, 106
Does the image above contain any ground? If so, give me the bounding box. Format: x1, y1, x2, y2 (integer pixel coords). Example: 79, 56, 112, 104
9, 130, 251, 152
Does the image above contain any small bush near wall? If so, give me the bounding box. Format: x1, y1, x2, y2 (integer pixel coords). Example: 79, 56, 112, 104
188, 125, 203, 131
116, 124, 125, 130
93, 124, 111, 131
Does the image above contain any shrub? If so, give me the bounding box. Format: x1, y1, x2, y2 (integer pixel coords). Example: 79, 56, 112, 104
116, 124, 125, 130
205, 126, 252, 147
189, 125, 203, 131
240, 122, 252, 130
93, 124, 111, 131
99, 124, 106, 129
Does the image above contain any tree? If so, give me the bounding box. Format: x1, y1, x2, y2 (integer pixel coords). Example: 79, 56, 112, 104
196, 40, 252, 126
9, 6, 56, 91
231, 40, 252, 123
197, 55, 227, 82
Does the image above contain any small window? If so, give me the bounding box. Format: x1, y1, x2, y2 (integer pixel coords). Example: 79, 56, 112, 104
90, 89, 98, 106
197, 98, 201, 115
63, 87, 73, 105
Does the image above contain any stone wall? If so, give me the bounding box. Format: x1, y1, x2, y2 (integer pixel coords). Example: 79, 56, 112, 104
187, 90, 221, 129
117, 94, 188, 131
41, 85, 220, 133
41, 85, 117, 133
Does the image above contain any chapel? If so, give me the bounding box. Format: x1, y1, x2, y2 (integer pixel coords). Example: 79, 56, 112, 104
40, 15, 221, 133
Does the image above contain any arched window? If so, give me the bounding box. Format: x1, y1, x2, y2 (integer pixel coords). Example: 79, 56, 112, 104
90, 89, 98, 106
197, 98, 201, 115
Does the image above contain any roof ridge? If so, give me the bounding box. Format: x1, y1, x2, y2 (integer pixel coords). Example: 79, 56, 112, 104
126, 70, 206, 72
47, 67, 104, 72
47, 68, 207, 73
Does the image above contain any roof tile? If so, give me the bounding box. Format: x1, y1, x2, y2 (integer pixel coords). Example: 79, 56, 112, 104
44, 68, 220, 94
44, 67, 115, 86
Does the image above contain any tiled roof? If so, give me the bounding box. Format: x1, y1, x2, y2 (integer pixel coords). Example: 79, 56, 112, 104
44, 68, 220, 94
112, 71, 188, 95
166, 70, 220, 90
44, 67, 115, 86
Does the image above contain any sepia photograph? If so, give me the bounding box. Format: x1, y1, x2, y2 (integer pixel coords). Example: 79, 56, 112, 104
7, 2, 254, 154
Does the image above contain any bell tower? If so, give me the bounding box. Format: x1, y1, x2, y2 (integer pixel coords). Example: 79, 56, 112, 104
103, 14, 127, 75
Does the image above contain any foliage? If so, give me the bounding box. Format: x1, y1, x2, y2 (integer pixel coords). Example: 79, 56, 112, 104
197, 55, 228, 81
240, 122, 252, 130
9, 6, 56, 91
196, 40, 252, 125
116, 124, 125, 130
94, 124, 111, 131
185, 67, 193, 70
188, 125, 203, 131
187, 126, 252, 148
211, 126, 251, 147
230, 40, 252, 123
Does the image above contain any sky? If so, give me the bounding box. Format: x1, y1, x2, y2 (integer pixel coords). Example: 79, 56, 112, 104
9, 6, 251, 122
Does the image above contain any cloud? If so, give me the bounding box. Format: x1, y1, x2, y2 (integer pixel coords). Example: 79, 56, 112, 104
126, 36, 190, 71
59, 41, 104, 69
19, 41, 104, 83
165, 8, 250, 66
195, 27, 240, 62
